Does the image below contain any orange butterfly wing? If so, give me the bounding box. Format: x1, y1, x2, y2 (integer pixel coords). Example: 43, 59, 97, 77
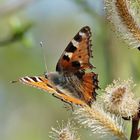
19, 76, 86, 106
81, 72, 99, 105
56, 26, 93, 73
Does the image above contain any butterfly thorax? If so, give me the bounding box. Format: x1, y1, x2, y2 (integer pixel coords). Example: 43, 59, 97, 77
45, 72, 85, 99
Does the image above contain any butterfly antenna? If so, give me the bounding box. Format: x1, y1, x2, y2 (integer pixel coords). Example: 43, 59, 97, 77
40, 41, 49, 73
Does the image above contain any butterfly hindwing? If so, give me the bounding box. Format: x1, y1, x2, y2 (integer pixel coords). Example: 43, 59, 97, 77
56, 26, 93, 73
74, 71, 99, 106
81, 72, 99, 105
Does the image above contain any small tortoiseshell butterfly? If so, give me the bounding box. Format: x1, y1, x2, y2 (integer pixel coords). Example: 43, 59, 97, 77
15, 26, 99, 106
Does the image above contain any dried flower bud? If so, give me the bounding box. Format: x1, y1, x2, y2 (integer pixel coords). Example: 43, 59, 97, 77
103, 79, 139, 118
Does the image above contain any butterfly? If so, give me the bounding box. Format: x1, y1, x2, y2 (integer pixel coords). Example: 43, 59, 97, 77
14, 26, 99, 107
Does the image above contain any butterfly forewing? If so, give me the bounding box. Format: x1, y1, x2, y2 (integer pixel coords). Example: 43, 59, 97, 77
19, 76, 86, 106
56, 26, 93, 73
19, 76, 57, 93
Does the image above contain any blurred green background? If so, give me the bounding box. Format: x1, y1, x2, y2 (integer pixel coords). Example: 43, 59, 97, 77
0, 0, 140, 140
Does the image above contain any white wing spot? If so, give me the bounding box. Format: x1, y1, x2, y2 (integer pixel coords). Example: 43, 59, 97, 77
35, 76, 42, 82
71, 39, 79, 48
21, 77, 28, 82
26, 77, 35, 82
79, 31, 85, 37
79, 60, 83, 65
65, 52, 73, 58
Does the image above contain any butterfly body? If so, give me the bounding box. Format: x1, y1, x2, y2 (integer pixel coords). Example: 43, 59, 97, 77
17, 26, 99, 106
46, 71, 90, 101
46, 72, 84, 99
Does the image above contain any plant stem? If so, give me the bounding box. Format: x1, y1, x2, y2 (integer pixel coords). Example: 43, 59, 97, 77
130, 115, 140, 140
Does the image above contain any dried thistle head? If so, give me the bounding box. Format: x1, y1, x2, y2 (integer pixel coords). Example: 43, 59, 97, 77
103, 79, 139, 118
49, 121, 80, 140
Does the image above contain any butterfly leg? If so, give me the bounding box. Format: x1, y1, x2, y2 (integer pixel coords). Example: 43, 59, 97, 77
52, 93, 74, 111
63, 103, 74, 111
